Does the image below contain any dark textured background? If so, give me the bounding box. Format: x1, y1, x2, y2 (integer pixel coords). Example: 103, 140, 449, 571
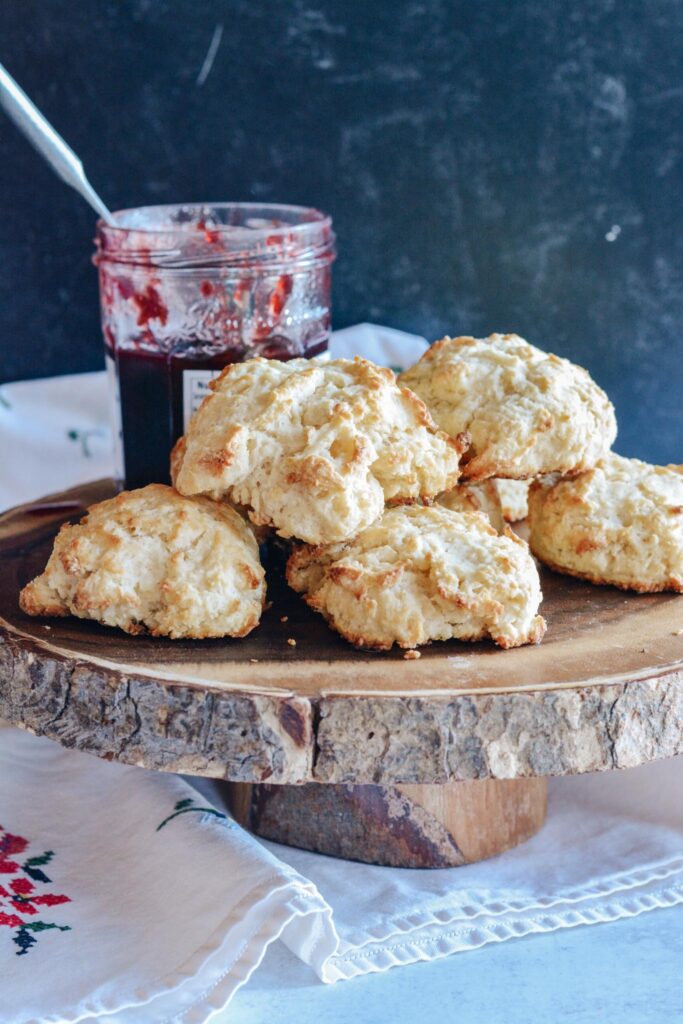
1, 0, 682, 460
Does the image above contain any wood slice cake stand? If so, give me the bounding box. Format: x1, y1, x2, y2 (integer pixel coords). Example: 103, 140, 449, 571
2, 480, 683, 869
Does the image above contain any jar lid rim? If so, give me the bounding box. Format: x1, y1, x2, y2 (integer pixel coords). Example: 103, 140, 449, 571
98, 202, 332, 237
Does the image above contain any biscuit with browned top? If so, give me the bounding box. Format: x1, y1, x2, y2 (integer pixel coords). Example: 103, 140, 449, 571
399, 333, 616, 481
20, 484, 265, 638
287, 504, 546, 650
173, 356, 467, 544
528, 453, 683, 592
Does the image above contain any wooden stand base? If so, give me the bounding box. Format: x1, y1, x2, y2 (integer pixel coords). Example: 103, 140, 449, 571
226, 777, 548, 868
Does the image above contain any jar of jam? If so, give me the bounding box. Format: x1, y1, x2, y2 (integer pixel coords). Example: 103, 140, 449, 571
94, 203, 336, 489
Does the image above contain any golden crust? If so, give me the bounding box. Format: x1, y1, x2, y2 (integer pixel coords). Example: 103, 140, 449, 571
526, 550, 683, 594
528, 454, 683, 593
287, 504, 546, 651
173, 356, 468, 545
19, 484, 266, 639
399, 334, 617, 481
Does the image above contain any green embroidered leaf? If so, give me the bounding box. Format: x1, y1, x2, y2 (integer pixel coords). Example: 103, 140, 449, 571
157, 799, 228, 832
22, 920, 71, 933
23, 851, 54, 882
24, 851, 55, 868
66, 427, 105, 458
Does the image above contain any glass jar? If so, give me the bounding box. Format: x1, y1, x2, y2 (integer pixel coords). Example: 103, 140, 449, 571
94, 203, 335, 489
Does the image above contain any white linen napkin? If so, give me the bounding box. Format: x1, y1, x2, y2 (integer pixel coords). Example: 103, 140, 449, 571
3, 323, 683, 1022
3, 725, 683, 1024
0, 727, 335, 1024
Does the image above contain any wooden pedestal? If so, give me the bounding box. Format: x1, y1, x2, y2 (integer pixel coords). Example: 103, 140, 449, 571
227, 778, 548, 867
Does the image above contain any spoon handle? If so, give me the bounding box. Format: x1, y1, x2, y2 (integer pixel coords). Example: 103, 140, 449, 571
0, 62, 114, 224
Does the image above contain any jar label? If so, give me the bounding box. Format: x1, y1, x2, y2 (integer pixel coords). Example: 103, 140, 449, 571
182, 369, 222, 431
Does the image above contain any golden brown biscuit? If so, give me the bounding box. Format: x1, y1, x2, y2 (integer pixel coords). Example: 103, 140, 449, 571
171, 434, 273, 544
287, 504, 546, 650
528, 453, 683, 592
20, 484, 265, 638
173, 356, 468, 544
437, 480, 506, 532
399, 333, 616, 481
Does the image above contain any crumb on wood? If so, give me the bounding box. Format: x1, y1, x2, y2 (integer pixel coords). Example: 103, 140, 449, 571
403, 649, 421, 660
673, 629, 683, 636
280, 615, 289, 623
249, 658, 259, 663
287, 637, 297, 647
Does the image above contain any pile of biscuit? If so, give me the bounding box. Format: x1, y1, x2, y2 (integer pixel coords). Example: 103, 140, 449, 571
21, 333, 683, 653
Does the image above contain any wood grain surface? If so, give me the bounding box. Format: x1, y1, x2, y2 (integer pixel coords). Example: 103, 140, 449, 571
227, 778, 548, 867
2, 480, 683, 784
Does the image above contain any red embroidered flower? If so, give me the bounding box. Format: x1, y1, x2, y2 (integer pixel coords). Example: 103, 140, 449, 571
10, 877, 33, 896
0, 831, 28, 874
0, 825, 71, 955
0, 911, 23, 928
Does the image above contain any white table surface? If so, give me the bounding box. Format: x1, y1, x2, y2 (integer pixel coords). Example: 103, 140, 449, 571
224, 900, 682, 1023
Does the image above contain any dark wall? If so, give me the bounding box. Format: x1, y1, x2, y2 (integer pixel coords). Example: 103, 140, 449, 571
1, 0, 682, 461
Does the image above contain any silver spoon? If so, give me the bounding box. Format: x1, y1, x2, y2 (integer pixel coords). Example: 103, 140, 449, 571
0, 62, 115, 225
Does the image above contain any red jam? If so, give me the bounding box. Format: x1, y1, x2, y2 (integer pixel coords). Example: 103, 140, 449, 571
95, 204, 335, 489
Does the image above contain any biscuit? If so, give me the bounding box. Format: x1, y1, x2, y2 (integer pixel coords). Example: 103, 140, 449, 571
20, 484, 266, 638
171, 435, 273, 545
437, 480, 506, 533
399, 333, 616, 481
173, 357, 468, 545
495, 478, 529, 523
287, 504, 546, 650
528, 453, 683, 592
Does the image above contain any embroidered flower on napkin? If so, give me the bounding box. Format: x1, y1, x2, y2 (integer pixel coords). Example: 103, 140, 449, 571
0, 826, 71, 956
